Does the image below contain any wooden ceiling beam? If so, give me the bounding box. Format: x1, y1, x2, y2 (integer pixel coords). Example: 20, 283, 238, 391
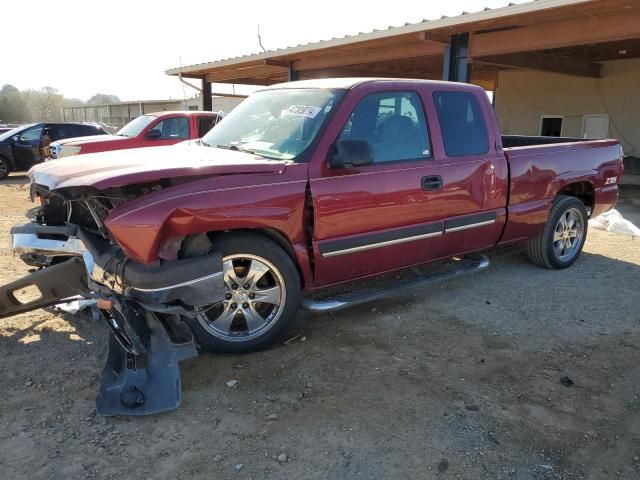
470, 11, 640, 57
204, 74, 277, 85
292, 41, 444, 71
263, 59, 290, 68
473, 52, 602, 78
298, 67, 441, 80
470, 78, 497, 91
205, 65, 287, 82
417, 31, 450, 45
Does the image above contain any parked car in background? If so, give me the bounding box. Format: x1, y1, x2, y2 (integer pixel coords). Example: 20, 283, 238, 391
0, 122, 108, 179
49, 111, 221, 160
0, 126, 18, 135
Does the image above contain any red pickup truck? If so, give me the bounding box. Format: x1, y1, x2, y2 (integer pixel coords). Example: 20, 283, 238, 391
1, 78, 622, 415
48, 111, 221, 159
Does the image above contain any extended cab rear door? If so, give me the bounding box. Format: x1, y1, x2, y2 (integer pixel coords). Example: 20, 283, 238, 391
427, 89, 509, 257
308, 83, 508, 287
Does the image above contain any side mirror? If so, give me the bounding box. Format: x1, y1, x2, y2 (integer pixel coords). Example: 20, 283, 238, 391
11, 135, 20, 143
145, 129, 162, 140
328, 138, 374, 169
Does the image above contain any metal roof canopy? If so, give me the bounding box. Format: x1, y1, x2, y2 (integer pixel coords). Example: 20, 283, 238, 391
166, 0, 640, 91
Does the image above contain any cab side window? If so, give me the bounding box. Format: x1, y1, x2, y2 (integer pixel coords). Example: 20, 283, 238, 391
18, 126, 43, 143
149, 117, 190, 140
339, 91, 431, 163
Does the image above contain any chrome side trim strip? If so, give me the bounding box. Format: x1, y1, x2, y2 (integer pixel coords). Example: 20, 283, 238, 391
445, 219, 496, 233
322, 231, 443, 258
128, 271, 224, 293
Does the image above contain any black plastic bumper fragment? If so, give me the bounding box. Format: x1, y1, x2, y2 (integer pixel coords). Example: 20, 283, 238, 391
95, 305, 197, 416
78, 229, 224, 306
0, 257, 90, 319
10, 223, 78, 238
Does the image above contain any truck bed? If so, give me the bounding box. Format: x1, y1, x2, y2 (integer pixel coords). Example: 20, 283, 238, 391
502, 135, 588, 148
499, 138, 622, 245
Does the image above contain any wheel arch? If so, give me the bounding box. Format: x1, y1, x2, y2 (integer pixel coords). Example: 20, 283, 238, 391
206, 228, 311, 289
0, 153, 14, 173
555, 181, 594, 214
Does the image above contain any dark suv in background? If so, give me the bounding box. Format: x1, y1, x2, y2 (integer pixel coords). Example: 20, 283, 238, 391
0, 122, 108, 179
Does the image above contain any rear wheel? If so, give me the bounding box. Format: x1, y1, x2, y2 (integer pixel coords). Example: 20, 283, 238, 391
526, 195, 588, 269
184, 232, 301, 354
0, 157, 11, 180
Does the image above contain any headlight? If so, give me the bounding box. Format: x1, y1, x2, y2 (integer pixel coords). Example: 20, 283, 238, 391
58, 145, 82, 158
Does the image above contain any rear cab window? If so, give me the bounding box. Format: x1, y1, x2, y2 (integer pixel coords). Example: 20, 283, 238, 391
432, 91, 489, 157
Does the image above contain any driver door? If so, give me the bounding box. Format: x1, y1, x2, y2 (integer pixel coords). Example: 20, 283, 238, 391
12, 125, 43, 170
309, 89, 447, 286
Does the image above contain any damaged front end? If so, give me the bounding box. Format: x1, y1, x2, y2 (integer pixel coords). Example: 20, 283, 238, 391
1, 185, 225, 415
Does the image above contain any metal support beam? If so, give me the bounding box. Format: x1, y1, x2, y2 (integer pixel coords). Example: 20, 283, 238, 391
288, 63, 298, 82
202, 79, 212, 111
443, 33, 471, 83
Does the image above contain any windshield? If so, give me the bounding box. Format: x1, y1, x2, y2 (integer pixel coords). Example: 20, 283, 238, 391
116, 115, 156, 137
0, 124, 34, 142
201, 88, 344, 160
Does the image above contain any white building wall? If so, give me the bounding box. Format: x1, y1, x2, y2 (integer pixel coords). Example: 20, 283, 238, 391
494, 58, 640, 156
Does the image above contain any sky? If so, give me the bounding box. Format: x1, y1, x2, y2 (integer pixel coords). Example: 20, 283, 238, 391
1, 0, 530, 102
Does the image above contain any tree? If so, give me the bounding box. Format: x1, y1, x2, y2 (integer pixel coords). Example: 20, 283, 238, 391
0, 84, 28, 123
87, 93, 121, 105
23, 87, 64, 121
63, 97, 85, 108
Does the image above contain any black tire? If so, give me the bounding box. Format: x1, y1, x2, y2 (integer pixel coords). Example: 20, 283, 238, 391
526, 195, 588, 269
0, 156, 11, 180
184, 232, 301, 354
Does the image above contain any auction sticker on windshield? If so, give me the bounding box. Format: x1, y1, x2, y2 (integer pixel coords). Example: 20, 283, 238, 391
285, 105, 322, 118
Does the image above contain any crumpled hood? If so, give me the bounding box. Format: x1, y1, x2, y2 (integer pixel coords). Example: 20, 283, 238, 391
29, 143, 288, 191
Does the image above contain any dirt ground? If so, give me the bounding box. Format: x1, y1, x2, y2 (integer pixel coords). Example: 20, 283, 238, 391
0, 175, 639, 480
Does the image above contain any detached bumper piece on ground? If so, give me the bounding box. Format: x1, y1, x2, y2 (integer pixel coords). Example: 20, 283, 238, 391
96, 301, 197, 416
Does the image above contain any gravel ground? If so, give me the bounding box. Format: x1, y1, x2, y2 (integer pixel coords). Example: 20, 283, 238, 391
0, 174, 639, 480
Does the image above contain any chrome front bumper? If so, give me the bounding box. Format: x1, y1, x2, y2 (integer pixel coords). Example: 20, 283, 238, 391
10, 224, 85, 267
10, 224, 225, 309
11, 232, 85, 257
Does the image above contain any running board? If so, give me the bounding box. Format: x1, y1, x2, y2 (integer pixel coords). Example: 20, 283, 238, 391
302, 253, 489, 313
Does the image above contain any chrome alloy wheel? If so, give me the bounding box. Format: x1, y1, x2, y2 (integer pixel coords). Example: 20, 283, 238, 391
197, 254, 286, 342
553, 207, 584, 261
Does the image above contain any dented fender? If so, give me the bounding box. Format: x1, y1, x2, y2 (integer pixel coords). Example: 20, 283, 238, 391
103, 164, 311, 266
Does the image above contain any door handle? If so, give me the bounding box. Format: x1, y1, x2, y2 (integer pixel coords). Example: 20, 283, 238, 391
421, 175, 443, 191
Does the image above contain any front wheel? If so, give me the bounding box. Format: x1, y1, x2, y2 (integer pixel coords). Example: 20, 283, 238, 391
526, 195, 588, 269
184, 232, 301, 354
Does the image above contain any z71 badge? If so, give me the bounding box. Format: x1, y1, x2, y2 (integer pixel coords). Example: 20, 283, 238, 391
605, 176, 618, 185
